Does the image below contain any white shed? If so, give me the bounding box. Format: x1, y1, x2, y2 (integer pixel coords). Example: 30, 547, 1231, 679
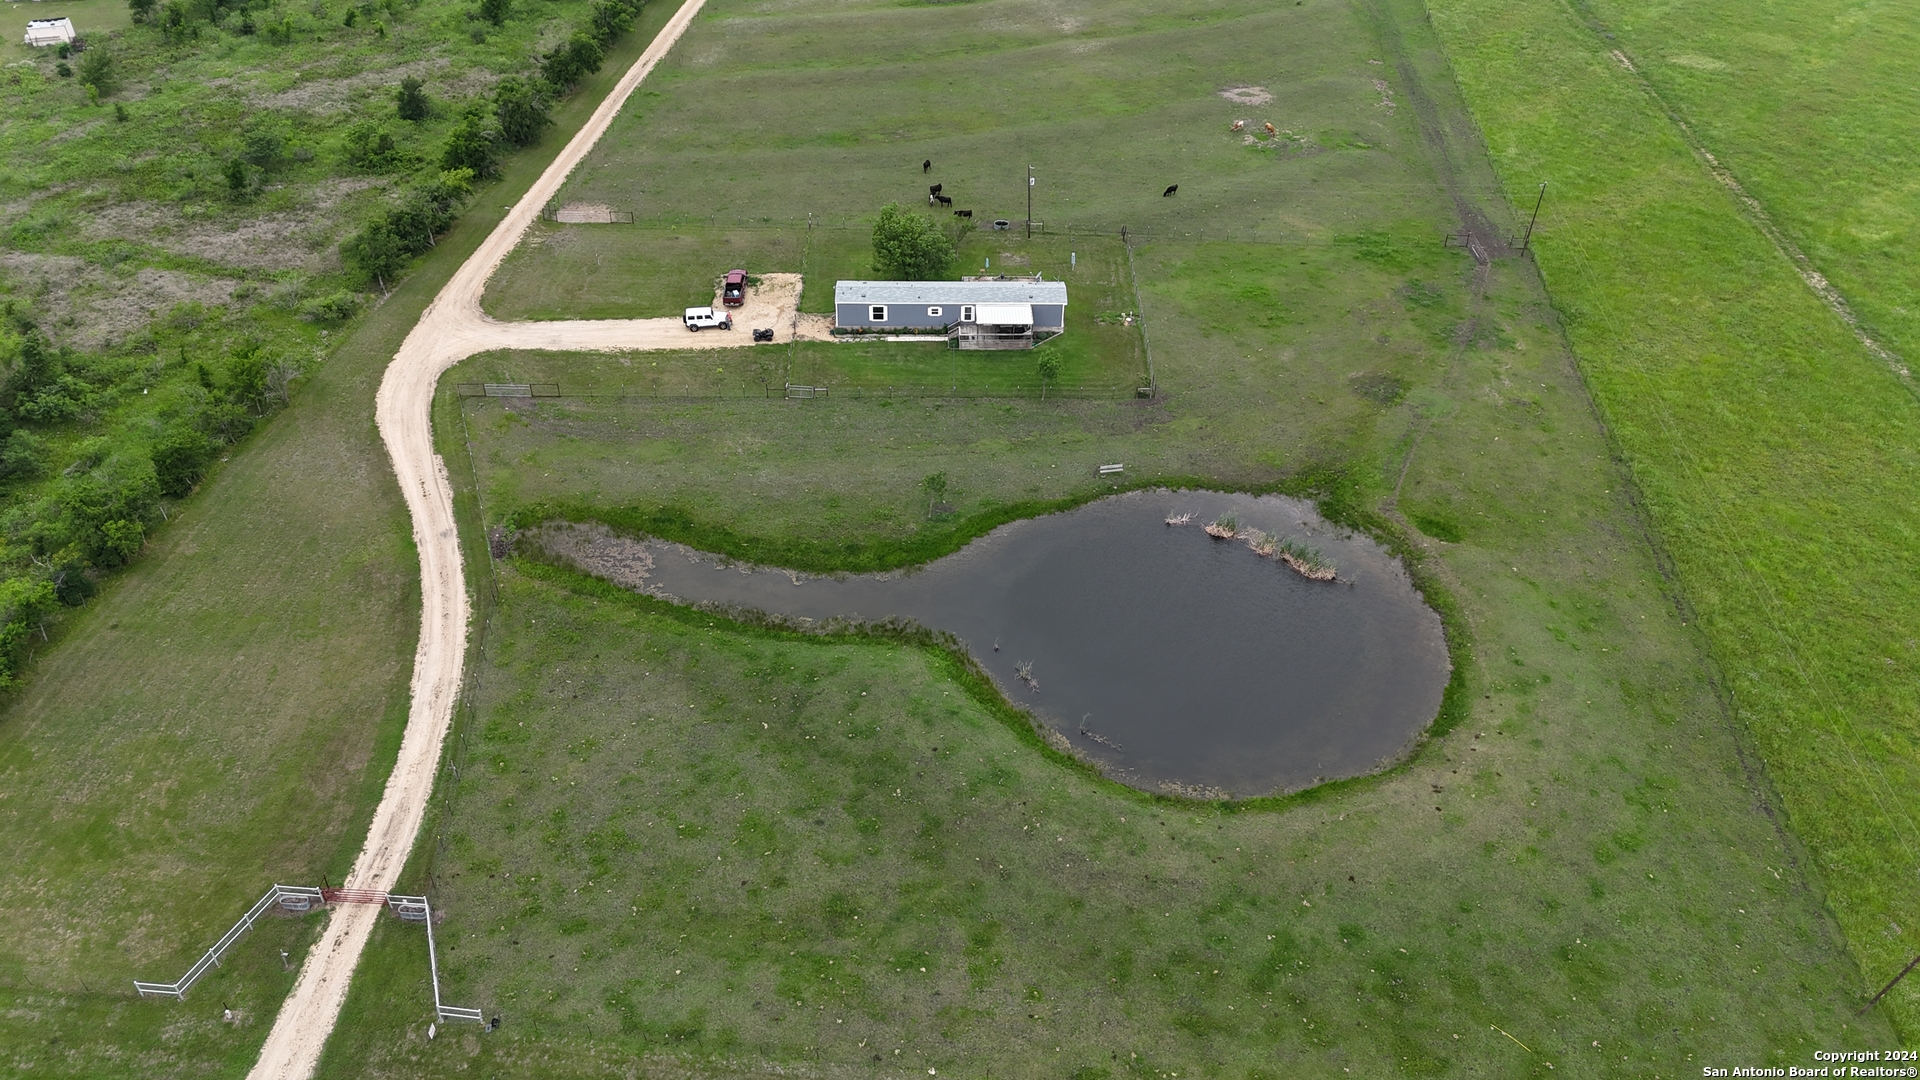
24, 18, 77, 47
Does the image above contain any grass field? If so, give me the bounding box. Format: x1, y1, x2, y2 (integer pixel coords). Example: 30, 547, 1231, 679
0, 10, 680, 1074
1571, 0, 1920, 367
308, 0, 1894, 1073
1427, 0, 1920, 1037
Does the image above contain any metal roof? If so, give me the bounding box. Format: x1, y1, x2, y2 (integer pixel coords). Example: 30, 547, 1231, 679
835, 280, 1068, 306
975, 303, 1034, 325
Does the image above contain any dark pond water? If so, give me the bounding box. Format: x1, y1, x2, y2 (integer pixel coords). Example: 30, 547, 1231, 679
547, 490, 1449, 797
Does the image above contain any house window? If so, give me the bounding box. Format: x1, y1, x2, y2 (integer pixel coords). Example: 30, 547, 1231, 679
960, 305, 975, 322
927, 306, 943, 318
869, 305, 887, 322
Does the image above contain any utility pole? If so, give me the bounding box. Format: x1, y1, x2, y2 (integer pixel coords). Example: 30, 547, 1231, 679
1027, 166, 1034, 240
1519, 182, 1546, 252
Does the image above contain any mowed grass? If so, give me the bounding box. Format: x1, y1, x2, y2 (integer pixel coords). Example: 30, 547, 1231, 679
1572, 0, 1920, 365
445, 229, 1461, 571
479, 231, 1147, 397
313, 0, 1894, 1071
0, 13, 681, 1074
1429, 0, 1920, 1033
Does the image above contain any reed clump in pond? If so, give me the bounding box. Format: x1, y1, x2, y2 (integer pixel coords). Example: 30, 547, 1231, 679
1203, 513, 1239, 539
1237, 526, 1338, 581
1275, 536, 1338, 581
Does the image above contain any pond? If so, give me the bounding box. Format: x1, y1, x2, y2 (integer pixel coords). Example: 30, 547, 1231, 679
535, 490, 1450, 798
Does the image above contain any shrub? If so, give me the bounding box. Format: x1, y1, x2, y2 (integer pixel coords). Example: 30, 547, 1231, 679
151, 427, 213, 496
299, 291, 361, 323
343, 120, 407, 171
396, 75, 430, 121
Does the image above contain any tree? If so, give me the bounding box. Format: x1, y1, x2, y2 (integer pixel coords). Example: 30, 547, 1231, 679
478, 0, 509, 25
493, 76, 550, 148
588, 0, 633, 43
871, 203, 954, 281
159, 1, 191, 41
1035, 351, 1061, 400
439, 103, 499, 177
396, 76, 430, 121
540, 32, 603, 92
342, 219, 407, 290
0, 575, 58, 682
76, 48, 119, 96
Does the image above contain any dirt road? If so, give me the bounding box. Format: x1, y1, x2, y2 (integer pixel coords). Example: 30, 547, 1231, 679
244, 0, 753, 1073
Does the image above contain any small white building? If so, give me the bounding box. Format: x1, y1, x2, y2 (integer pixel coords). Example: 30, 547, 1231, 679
24, 18, 77, 47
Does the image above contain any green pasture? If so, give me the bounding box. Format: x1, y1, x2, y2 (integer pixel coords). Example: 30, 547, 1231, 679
323, 288, 1882, 1070
1573, 0, 1920, 366
1430, 0, 1920, 1037
445, 226, 1456, 569
314, 0, 1889, 1072
0, 12, 679, 1073
484, 0, 1472, 302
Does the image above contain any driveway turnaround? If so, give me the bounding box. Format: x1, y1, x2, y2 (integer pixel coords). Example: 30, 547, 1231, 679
239, 0, 780, 1073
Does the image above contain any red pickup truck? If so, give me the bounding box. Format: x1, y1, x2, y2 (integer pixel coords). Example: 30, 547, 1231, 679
722, 269, 748, 307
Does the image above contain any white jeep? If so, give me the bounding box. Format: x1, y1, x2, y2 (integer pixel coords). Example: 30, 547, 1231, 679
683, 306, 733, 332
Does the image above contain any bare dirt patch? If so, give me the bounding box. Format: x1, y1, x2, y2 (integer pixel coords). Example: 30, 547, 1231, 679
0, 252, 241, 350
1217, 85, 1273, 107
249, 57, 498, 114
79, 178, 381, 274
523, 521, 660, 590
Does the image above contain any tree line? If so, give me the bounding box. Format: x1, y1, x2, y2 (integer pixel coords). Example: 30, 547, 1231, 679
342, 0, 646, 289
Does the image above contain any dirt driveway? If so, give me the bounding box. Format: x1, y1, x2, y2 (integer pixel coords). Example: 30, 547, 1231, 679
243, 0, 743, 1075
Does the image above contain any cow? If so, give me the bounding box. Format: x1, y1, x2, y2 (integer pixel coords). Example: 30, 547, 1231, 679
935, 194, 953, 207
954, 209, 973, 218
929, 183, 943, 196
1163, 184, 1178, 197
923, 159, 932, 173
1230, 119, 1246, 131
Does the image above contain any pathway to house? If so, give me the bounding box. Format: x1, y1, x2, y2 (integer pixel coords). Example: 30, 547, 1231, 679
240, 0, 817, 1072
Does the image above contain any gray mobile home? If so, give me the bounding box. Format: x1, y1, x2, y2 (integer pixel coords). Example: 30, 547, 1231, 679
834, 280, 1068, 349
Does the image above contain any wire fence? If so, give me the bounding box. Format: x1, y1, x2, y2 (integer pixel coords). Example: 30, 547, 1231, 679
528, 214, 1519, 249
460, 382, 1148, 402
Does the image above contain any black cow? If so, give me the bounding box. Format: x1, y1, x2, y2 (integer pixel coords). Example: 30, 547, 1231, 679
923, 159, 932, 173
1163, 184, 1179, 197
954, 209, 973, 218
929, 183, 943, 196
